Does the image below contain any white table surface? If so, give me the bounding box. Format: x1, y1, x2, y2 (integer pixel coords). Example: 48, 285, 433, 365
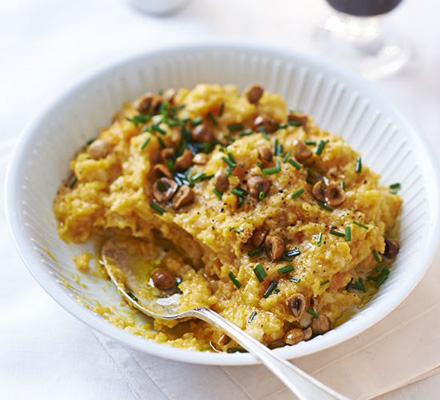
1, 0, 439, 399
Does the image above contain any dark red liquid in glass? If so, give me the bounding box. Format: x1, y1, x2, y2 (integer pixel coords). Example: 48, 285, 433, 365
326, 0, 403, 16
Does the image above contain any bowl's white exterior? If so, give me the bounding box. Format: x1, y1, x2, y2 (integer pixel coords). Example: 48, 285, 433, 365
5, 43, 440, 366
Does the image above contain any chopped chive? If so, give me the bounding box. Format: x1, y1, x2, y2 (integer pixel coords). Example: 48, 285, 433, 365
158, 101, 169, 113
317, 201, 333, 212
127, 114, 151, 125
157, 136, 166, 148
237, 195, 244, 208
317, 232, 323, 247
263, 281, 277, 298
166, 120, 180, 127
320, 280, 330, 286
290, 277, 301, 283
225, 165, 233, 177
287, 158, 301, 171
86, 138, 95, 145
227, 347, 248, 353
329, 229, 345, 238
221, 156, 236, 168
306, 308, 319, 318
355, 157, 362, 173
213, 188, 223, 199
239, 129, 253, 137
224, 134, 236, 143
150, 201, 165, 215
340, 180, 346, 191
372, 250, 381, 263
231, 187, 248, 197
315, 140, 326, 155
258, 191, 265, 201
285, 248, 301, 257
278, 265, 294, 275
227, 123, 245, 132
191, 117, 203, 127
69, 176, 78, 188
274, 139, 283, 157
262, 160, 281, 175
253, 263, 267, 282
228, 272, 241, 289
152, 124, 166, 135
218, 102, 225, 117
256, 162, 263, 171
353, 221, 368, 230
248, 245, 264, 257
305, 140, 316, 146
248, 311, 257, 324
345, 226, 352, 242
288, 120, 302, 127
282, 151, 291, 163
158, 89, 163, 95
389, 188, 399, 195
278, 123, 288, 129
227, 152, 236, 164
192, 172, 213, 182
389, 183, 401, 190
259, 128, 270, 141
127, 291, 139, 302
171, 104, 185, 111
291, 188, 305, 199
346, 278, 365, 292
207, 112, 218, 126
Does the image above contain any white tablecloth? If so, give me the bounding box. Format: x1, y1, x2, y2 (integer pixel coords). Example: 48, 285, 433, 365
1, 0, 440, 399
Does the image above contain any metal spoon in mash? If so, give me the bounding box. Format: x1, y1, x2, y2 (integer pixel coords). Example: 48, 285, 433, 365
101, 237, 349, 400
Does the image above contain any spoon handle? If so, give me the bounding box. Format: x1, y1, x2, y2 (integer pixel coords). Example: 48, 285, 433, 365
189, 308, 350, 400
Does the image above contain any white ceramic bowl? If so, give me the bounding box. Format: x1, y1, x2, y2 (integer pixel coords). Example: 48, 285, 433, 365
5, 43, 440, 366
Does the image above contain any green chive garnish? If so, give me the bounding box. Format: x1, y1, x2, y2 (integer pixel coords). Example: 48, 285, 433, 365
262, 160, 281, 175
218, 102, 225, 117
222, 156, 236, 168
290, 277, 301, 283
228, 272, 241, 289
389, 183, 401, 190
152, 124, 166, 135
227, 347, 248, 353
213, 188, 223, 199
329, 229, 345, 238
282, 151, 291, 163
353, 221, 368, 230
346, 278, 365, 292
306, 308, 319, 318
317, 232, 323, 247
315, 140, 326, 155
127, 114, 151, 125
317, 201, 333, 212
157, 136, 166, 148
345, 226, 352, 242
253, 263, 267, 282
86, 138, 95, 145
140, 137, 151, 150
231, 187, 248, 197
69, 176, 78, 188
150, 201, 165, 215
367, 266, 390, 287
248, 245, 264, 257
305, 140, 316, 146
127, 291, 139, 302
372, 250, 381, 262
248, 311, 257, 324
239, 129, 253, 137
355, 157, 362, 173
278, 265, 294, 275
227, 123, 244, 132
340, 180, 346, 191
263, 281, 277, 298
258, 191, 265, 201
207, 112, 218, 126
191, 117, 203, 127
320, 280, 330, 286
287, 158, 301, 171
291, 188, 304, 199
288, 120, 301, 127
274, 139, 283, 157
259, 128, 270, 141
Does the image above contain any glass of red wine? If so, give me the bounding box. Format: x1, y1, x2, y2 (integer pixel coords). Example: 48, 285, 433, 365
314, 0, 411, 79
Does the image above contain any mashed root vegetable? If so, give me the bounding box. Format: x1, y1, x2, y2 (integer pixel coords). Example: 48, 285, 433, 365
54, 84, 402, 352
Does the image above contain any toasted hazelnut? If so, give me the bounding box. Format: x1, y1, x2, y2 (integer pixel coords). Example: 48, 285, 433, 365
214, 170, 229, 193
303, 327, 313, 340
284, 328, 305, 345
250, 228, 268, 248
162, 88, 177, 104
174, 149, 193, 171
192, 124, 214, 143
268, 339, 285, 349
247, 176, 271, 199
233, 164, 247, 181
137, 93, 157, 114
294, 141, 312, 163
160, 148, 175, 163
330, 272, 351, 291
244, 84, 264, 104
152, 164, 173, 179
88, 139, 110, 160
311, 315, 331, 335
258, 146, 273, 163
325, 183, 345, 206
312, 181, 326, 202
172, 185, 194, 210
152, 178, 178, 203
265, 235, 285, 260
152, 268, 176, 291
286, 294, 306, 318
288, 113, 309, 130
193, 153, 208, 165
253, 114, 279, 133
384, 238, 400, 259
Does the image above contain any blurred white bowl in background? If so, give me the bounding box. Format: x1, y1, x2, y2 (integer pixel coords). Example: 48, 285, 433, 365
126, 0, 191, 15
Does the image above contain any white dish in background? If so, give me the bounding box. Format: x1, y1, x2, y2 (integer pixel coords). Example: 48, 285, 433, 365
5, 43, 440, 366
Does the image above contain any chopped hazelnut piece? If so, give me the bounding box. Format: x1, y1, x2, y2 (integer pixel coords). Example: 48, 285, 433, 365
311, 314, 331, 335
248, 176, 271, 198
217, 334, 230, 346
250, 228, 268, 248
294, 141, 312, 163
244, 84, 264, 104
265, 235, 285, 260
288, 113, 309, 130
258, 146, 273, 163
325, 183, 345, 206
162, 88, 177, 104
88, 139, 110, 160
253, 114, 279, 133
384, 239, 400, 258
303, 327, 313, 340
137, 93, 159, 114
172, 185, 194, 210
160, 148, 175, 163
152, 164, 173, 179
286, 294, 306, 318
192, 124, 214, 143
312, 181, 326, 202
193, 153, 208, 165
152, 178, 178, 203
174, 149, 193, 170
152, 268, 176, 291
268, 339, 285, 349
213, 170, 229, 193
284, 328, 305, 345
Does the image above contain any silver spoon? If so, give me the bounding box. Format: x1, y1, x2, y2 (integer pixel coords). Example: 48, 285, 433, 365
101, 237, 349, 400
